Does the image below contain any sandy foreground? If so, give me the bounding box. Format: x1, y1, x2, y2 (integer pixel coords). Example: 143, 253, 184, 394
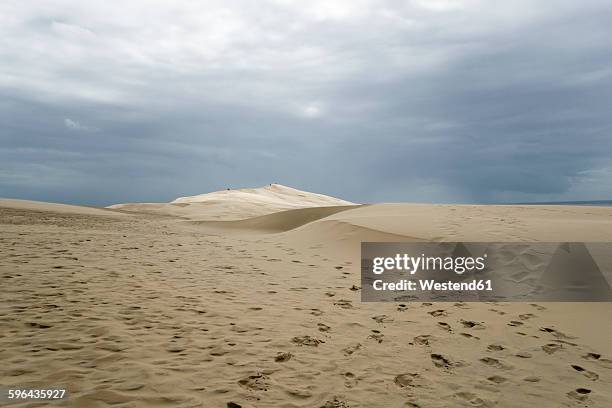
1, 187, 612, 408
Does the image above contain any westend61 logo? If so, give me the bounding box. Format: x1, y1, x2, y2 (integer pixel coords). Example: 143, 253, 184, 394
361, 242, 612, 302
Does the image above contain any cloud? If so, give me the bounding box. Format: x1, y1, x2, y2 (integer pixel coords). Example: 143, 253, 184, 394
1, 0, 612, 205
64, 118, 98, 132
299, 104, 322, 119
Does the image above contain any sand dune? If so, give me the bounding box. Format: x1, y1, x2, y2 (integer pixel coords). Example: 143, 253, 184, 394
0, 198, 127, 217
108, 184, 355, 221
198, 202, 612, 259
2, 189, 612, 407
197, 205, 362, 233
172, 183, 354, 207
286, 203, 612, 243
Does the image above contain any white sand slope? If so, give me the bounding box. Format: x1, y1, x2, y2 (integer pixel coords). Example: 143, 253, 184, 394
108, 184, 355, 220
172, 183, 354, 207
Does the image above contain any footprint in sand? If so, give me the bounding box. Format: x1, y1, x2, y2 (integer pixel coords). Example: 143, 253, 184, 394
583, 352, 601, 360
428, 309, 447, 317
343, 372, 358, 388
26, 322, 52, 329
540, 327, 572, 338
437, 322, 452, 332
333, 300, 353, 309
454, 391, 490, 407
394, 373, 428, 388
318, 323, 331, 332
320, 397, 350, 408
583, 352, 612, 369
238, 373, 270, 391
274, 352, 292, 362
342, 343, 362, 356
567, 388, 591, 402
397, 303, 408, 312
292, 336, 324, 347
570, 365, 599, 381
414, 335, 433, 346
487, 344, 505, 352
371, 315, 393, 323
460, 320, 484, 329
510, 270, 530, 282
431, 353, 453, 369
480, 357, 510, 369
487, 375, 507, 384
368, 330, 384, 343
542, 343, 562, 354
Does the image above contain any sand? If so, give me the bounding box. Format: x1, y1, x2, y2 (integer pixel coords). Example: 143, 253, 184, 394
107, 184, 354, 221
0, 199, 128, 217
1, 186, 612, 407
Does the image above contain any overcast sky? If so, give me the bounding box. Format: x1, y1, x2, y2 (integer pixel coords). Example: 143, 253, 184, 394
2, 0, 612, 205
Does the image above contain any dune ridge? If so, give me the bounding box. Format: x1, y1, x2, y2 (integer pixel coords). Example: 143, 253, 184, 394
172, 183, 354, 206
108, 184, 355, 221
196, 205, 363, 233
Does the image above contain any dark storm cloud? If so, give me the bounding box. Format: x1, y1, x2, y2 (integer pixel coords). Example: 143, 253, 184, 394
1, 0, 612, 205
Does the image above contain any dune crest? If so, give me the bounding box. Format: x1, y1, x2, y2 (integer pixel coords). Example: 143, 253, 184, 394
108, 184, 355, 221
172, 183, 354, 207
197, 205, 362, 233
